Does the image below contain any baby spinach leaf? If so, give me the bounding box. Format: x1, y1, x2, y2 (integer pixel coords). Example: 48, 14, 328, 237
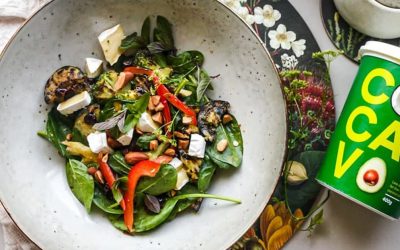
136, 164, 177, 195
196, 69, 212, 103
206, 116, 243, 168
123, 93, 150, 133
198, 154, 217, 192
167, 184, 200, 221
136, 134, 157, 150
93, 187, 123, 215
45, 108, 73, 157
167, 51, 204, 74
108, 151, 131, 175
108, 214, 127, 231
66, 159, 94, 212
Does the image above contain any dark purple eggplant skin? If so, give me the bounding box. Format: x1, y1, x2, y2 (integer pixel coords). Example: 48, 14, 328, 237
198, 100, 230, 142
44, 66, 89, 104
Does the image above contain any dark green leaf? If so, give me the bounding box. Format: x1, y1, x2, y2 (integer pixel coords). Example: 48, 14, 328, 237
66, 159, 94, 212
273, 151, 325, 213
147, 42, 167, 54
71, 128, 87, 145
167, 51, 204, 74
108, 152, 131, 175
136, 134, 157, 150
196, 69, 212, 102
120, 32, 145, 50
206, 116, 243, 168
108, 214, 127, 231
167, 184, 199, 221
93, 187, 123, 215
123, 93, 150, 133
45, 108, 73, 157
153, 53, 168, 67
153, 16, 174, 51
99, 99, 119, 121
141, 17, 151, 45
136, 164, 177, 195
198, 154, 217, 192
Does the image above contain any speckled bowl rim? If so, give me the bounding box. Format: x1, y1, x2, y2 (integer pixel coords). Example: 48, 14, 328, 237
0, 0, 288, 248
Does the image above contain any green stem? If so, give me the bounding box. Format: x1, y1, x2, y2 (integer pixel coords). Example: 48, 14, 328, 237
37, 130, 49, 140
174, 193, 241, 204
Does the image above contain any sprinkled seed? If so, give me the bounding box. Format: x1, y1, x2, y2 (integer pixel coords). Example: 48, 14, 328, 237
217, 139, 228, 152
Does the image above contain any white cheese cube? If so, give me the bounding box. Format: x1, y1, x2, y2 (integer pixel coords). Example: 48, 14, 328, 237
188, 134, 206, 158
175, 168, 189, 190
169, 157, 183, 170
117, 128, 134, 146
98, 24, 125, 65
87, 132, 112, 154
84, 58, 103, 78
137, 112, 159, 133
56, 91, 91, 116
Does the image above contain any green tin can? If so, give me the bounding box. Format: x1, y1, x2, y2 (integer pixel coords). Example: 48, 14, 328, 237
317, 41, 400, 219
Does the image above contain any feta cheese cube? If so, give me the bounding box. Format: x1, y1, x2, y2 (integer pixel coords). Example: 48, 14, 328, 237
188, 134, 206, 158
169, 157, 183, 170
137, 112, 159, 133
56, 91, 91, 116
84, 58, 103, 78
175, 168, 189, 190
87, 132, 112, 153
98, 24, 125, 65
117, 128, 134, 146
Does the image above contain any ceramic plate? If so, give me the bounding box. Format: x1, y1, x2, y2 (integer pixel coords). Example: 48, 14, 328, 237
0, 0, 286, 249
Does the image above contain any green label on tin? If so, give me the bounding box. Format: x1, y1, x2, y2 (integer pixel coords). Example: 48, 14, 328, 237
317, 55, 400, 219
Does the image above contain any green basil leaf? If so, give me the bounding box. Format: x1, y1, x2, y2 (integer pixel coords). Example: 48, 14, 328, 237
136, 134, 157, 150
108, 152, 131, 175
66, 159, 94, 212
167, 51, 204, 74
147, 42, 167, 54
153, 16, 174, 50
196, 69, 212, 102
198, 154, 217, 192
206, 116, 243, 168
141, 16, 151, 45
45, 108, 73, 157
136, 164, 177, 195
123, 93, 150, 133
93, 187, 123, 215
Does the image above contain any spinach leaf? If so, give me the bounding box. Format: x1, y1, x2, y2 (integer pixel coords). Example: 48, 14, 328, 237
123, 93, 150, 133
93, 187, 123, 215
108, 214, 127, 231
198, 154, 217, 192
135, 193, 240, 232
66, 159, 94, 212
167, 51, 204, 74
196, 69, 212, 103
136, 134, 157, 150
45, 108, 72, 157
108, 151, 131, 175
167, 184, 199, 221
136, 164, 177, 195
206, 116, 243, 168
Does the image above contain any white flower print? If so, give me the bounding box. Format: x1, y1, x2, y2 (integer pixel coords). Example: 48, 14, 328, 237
254, 4, 281, 28
219, 0, 242, 12
268, 24, 296, 50
281, 53, 298, 69
236, 6, 255, 25
291, 39, 306, 57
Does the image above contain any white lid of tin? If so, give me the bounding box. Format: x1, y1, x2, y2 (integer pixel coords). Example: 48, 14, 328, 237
359, 41, 400, 65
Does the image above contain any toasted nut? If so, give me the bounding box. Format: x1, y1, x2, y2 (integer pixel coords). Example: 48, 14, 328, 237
125, 152, 149, 164
164, 148, 176, 156
152, 112, 163, 124
182, 116, 192, 125
151, 95, 161, 106
107, 137, 122, 149
185, 125, 199, 134
174, 131, 189, 139
135, 127, 143, 135
217, 139, 228, 152
155, 102, 165, 112
94, 170, 105, 184
87, 167, 97, 175
66, 133, 73, 141
223, 114, 233, 124
149, 140, 159, 151
148, 98, 156, 111
178, 139, 189, 150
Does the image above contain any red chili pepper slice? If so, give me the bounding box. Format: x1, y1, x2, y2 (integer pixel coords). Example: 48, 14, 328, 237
124, 160, 161, 232
98, 153, 126, 211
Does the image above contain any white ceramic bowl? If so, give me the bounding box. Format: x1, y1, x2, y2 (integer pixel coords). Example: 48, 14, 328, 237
0, 0, 287, 249
334, 0, 400, 39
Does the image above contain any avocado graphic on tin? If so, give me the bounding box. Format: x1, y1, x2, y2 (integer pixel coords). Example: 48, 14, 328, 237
356, 157, 387, 193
